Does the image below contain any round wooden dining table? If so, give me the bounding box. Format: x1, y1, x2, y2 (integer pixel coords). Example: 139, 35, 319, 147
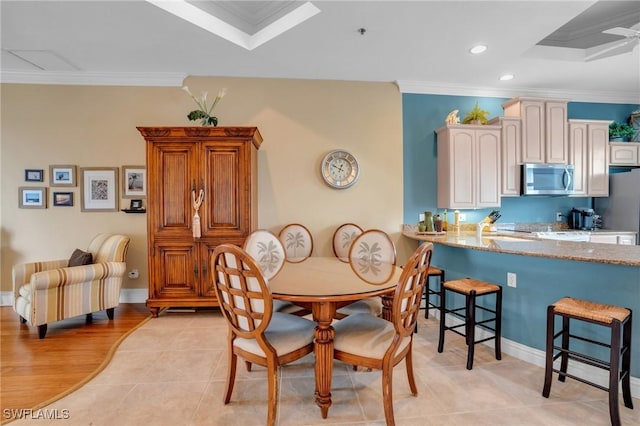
268, 256, 402, 419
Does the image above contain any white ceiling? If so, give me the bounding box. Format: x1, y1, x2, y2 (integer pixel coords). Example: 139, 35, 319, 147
1, 0, 639, 103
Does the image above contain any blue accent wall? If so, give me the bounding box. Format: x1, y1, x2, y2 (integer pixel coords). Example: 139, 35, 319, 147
402, 93, 639, 225
403, 94, 640, 376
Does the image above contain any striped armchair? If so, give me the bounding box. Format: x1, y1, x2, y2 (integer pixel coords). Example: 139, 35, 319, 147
12, 233, 130, 338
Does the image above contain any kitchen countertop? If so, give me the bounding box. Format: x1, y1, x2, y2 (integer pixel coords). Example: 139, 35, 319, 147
402, 224, 640, 267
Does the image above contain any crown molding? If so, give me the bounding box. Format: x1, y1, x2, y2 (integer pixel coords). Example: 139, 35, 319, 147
395, 80, 640, 105
0, 71, 187, 87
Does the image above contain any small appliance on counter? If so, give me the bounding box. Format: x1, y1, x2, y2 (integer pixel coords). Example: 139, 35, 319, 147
569, 207, 598, 231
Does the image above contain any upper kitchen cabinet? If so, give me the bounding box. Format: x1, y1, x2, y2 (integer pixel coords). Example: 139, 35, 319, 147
610, 142, 639, 166
488, 116, 521, 196
568, 120, 610, 197
436, 124, 501, 209
502, 97, 568, 164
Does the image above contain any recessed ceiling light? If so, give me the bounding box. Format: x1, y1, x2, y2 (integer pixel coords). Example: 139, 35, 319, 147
500, 74, 515, 81
469, 45, 487, 54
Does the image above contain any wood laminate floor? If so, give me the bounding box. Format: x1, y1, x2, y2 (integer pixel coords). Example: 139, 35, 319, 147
0, 303, 149, 418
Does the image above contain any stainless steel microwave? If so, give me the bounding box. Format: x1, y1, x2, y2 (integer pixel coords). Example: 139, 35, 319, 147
522, 163, 574, 195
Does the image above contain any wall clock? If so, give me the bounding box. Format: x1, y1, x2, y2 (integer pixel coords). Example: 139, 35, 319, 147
321, 149, 360, 189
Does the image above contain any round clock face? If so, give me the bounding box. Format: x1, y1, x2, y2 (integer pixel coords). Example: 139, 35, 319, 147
321, 150, 360, 189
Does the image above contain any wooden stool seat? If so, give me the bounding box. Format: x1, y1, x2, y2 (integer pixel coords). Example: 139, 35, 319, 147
444, 278, 500, 295
552, 297, 630, 323
437, 277, 502, 370
542, 297, 633, 426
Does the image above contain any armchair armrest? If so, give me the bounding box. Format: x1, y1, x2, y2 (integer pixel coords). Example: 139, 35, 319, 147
12, 259, 68, 296
30, 262, 127, 291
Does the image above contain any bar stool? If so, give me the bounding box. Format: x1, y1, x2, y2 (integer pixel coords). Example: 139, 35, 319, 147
437, 277, 502, 370
542, 297, 633, 426
422, 266, 445, 319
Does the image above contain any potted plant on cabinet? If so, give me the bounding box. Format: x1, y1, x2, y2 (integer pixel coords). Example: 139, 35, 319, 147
609, 122, 636, 141
462, 102, 490, 125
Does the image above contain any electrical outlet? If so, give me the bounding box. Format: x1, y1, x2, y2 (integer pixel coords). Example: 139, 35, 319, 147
507, 272, 517, 288
458, 213, 466, 222
556, 212, 563, 222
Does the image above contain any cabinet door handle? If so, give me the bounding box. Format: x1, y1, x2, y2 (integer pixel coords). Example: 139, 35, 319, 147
193, 261, 199, 277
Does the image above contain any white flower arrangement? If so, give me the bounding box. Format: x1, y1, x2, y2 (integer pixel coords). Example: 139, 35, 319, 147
182, 86, 227, 126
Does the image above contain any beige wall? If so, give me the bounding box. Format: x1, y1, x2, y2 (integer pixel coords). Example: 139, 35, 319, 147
1, 77, 410, 295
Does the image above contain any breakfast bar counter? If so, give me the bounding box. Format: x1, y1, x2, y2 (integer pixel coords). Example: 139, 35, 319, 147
401, 224, 640, 381
402, 225, 640, 266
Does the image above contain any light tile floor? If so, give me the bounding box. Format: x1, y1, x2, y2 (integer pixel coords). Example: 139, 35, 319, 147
11, 309, 639, 425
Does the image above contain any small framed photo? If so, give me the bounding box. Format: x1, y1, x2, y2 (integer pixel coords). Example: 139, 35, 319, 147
80, 167, 119, 212
50, 165, 77, 187
130, 199, 143, 210
53, 191, 74, 207
19, 187, 47, 208
122, 165, 146, 198
25, 169, 44, 182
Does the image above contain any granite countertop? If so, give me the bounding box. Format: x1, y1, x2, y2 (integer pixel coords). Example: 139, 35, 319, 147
402, 224, 640, 267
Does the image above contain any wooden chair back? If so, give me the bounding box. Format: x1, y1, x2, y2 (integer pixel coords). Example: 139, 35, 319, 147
332, 223, 364, 262
243, 229, 286, 280
278, 223, 313, 263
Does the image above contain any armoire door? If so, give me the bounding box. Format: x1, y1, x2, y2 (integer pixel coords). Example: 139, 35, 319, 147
147, 141, 198, 238
201, 140, 251, 239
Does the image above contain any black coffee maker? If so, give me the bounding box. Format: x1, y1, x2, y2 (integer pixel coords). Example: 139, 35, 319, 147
569, 208, 596, 230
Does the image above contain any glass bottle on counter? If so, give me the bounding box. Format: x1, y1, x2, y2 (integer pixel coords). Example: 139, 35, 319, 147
424, 211, 434, 232
434, 214, 443, 232
442, 209, 448, 231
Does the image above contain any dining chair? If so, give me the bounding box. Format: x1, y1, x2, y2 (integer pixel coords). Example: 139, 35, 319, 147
243, 229, 309, 316
336, 229, 397, 318
332, 222, 363, 262
332, 242, 433, 426
278, 223, 313, 263
211, 244, 316, 426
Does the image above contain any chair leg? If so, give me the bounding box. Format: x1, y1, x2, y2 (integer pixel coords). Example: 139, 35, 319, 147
381, 362, 396, 426
38, 324, 47, 339
245, 361, 252, 372
559, 315, 570, 382
466, 292, 476, 370
266, 362, 279, 426
224, 352, 237, 404
86, 313, 93, 323
609, 320, 622, 426
405, 342, 418, 395
424, 277, 430, 319
437, 284, 447, 353
622, 314, 634, 409
542, 305, 555, 398
106, 307, 115, 320
495, 288, 502, 360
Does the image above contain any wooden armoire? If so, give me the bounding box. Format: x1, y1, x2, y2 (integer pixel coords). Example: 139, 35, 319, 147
137, 127, 262, 316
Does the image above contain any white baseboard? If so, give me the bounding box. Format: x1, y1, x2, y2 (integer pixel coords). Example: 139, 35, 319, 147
3, 290, 639, 395
440, 311, 640, 398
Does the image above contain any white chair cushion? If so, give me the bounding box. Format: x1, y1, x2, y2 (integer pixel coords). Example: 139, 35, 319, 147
234, 312, 316, 357
333, 313, 410, 359
273, 299, 305, 314
336, 298, 382, 317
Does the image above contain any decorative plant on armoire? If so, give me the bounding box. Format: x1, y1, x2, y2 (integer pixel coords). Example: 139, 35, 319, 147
182, 86, 226, 126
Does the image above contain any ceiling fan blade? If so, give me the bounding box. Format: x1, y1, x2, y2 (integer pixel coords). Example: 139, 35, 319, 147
603, 27, 639, 37
585, 38, 635, 61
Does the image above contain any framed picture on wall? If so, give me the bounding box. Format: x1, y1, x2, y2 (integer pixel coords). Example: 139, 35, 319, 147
80, 167, 119, 212
53, 191, 74, 207
50, 165, 77, 187
24, 169, 44, 182
122, 165, 146, 198
19, 187, 47, 208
